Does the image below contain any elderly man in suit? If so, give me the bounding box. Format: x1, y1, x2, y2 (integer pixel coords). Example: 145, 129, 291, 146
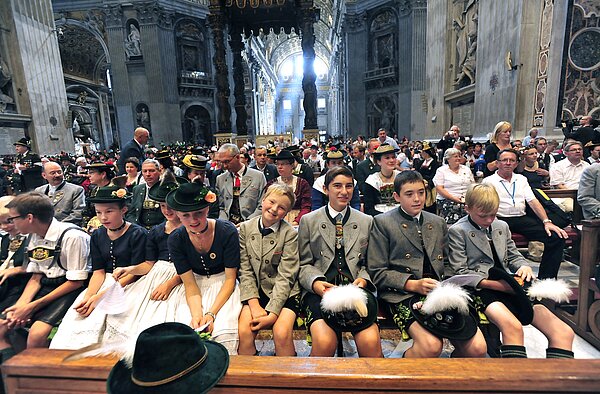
35, 161, 85, 226
117, 127, 148, 174
126, 159, 164, 228
578, 163, 600, 220
298, 166, 382, 357
368, 170, 486, 358
216, 143, 266, 225
250, 146, 278, 182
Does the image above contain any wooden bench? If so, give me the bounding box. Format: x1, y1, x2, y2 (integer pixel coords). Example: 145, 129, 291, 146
3, 349, 600, 393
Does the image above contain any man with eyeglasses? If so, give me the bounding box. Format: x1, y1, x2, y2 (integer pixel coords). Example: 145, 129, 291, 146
550, 141, 589, 190
215, 143, 266, 225
0, 192, 89, 353
483, 149, 568, 279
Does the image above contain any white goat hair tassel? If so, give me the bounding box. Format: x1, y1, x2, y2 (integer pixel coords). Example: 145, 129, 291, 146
321, 284, 368, 317
527, 279, 573, 303
63, 340, 136, 368
421, 282, 471, 315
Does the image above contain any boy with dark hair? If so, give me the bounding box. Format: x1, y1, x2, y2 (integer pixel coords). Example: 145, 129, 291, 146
368, 170, 486, 358
299, 166, 382, 357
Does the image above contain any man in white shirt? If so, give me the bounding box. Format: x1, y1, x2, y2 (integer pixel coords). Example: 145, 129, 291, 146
550, 141, 589, 189
1, 192, 89, 351
482, 149, 568, 279
377, 128, 400, 150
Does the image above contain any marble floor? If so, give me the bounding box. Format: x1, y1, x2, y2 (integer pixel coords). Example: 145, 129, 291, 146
256, 257, 600, 359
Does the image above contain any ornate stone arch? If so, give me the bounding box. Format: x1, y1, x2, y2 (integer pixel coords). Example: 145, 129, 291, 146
174, 18, 209, 75
368, 8, 398, 70
181, 103, 214, 144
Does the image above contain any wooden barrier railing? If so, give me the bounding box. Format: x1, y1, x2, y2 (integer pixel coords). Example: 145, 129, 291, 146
548, 219, 600, 349
2, 349, 600, 393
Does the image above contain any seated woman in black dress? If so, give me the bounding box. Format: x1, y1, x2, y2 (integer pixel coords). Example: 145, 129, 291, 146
106, 172, 188, 343
50, 185, 147, 349
516, 145, 549, 189
166, 182, 242, 354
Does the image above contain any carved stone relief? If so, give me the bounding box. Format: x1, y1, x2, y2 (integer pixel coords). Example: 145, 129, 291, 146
369, 10, 397, 71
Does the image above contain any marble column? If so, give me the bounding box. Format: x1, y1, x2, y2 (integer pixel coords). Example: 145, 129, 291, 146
300, 7, 318, 132
343, 12, 367, 138
229, 32, 248, 135
136, 3, 180, 144
5, 0, 74, 154
208, 4, 231, 134
103, 5, 133, 142
411, 0, 427, 140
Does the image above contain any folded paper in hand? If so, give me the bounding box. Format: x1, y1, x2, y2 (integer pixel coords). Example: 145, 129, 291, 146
442, 274, 482, 287
95, 281, 128, 315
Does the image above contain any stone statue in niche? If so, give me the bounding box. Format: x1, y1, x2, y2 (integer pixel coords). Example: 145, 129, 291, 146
136, 106, 151, 130
185, 113, 208, 145
453, 0, 478, 88
0, 53, 14, 113
373, 98, 394, 133
125, 23, 142, 59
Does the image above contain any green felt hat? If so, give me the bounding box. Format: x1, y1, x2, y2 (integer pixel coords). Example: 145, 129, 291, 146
165, 182, 216, 212
409, 295, 478, 341
148, 170, 188, 203
321, 288, 378, 333
88, 185, 132, 204
107, 322, 229, 394
487, 267, 534, 325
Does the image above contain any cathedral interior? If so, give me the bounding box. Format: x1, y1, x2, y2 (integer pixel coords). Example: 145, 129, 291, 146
0, 0, 598, 154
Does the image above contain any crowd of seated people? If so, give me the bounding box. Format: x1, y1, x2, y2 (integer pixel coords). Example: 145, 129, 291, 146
0, 120, 598, 365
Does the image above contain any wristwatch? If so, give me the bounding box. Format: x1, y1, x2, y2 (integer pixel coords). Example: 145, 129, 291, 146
542, 219, 552, 224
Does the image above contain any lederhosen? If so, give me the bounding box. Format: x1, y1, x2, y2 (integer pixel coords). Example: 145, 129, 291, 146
140, 186, 165, 229
229, 168, 246, 225
0, 234, 30, 312
303, 209, 361, 331
23, 228, 88, 326
469, 218, 535, 326
386, 211, 437, 338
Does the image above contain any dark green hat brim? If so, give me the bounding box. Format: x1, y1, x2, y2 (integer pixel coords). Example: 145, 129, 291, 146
410, 295, 478, 341
165, 189, 210, 212
487, 267, 534, 325
107, 340, 229, 394
322, 289, 378, 332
